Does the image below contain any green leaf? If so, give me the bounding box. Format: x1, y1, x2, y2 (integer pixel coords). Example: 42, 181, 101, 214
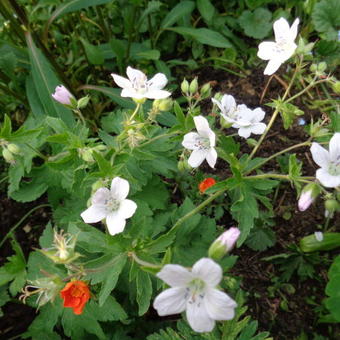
197, 0, 216, 24
98, 254, 127, 306
136, 270, 153, 316
238, 8, 272, 39
245, 227, 276, 251
173, 101, 185, 127
80, 38, 104, 65
288, 154, 302, 191
25, 32, 74, 126
10, 177, 48, 203
278, 102, 304, 129
0, 115, 12, 138
161, 1, 195, 29
168, 27, 233, 48
312, 0, 340, 40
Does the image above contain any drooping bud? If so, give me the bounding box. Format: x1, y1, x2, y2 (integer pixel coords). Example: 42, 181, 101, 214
52, 85, 74, 106
2, 148, 15, 164
298, 183, 320, 211
7, 143, 21, 154
181, 79, 189, 94
208, 227, 241, 260
158, 98, 173, 112
177, 159, 190, 172
199, 178, 216, 193
189, 77, 198, 95
200, 82, 211, 98
325, 199, 340, 218
77, 95, 90, 109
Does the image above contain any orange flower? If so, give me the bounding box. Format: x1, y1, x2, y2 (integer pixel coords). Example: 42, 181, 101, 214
60, 280, 90, 315
199, 178, 216, 193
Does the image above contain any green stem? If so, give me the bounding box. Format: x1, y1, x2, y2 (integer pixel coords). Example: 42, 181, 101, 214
128, 103, 141, 123
139, 131, 179, 147
128, 251, 162, 269
73, 109, 86, 125
166, 189, 227, 236
248, 58, 302, 160
245, 174, 314, 182
24, 143, 48, 161
0, 204, 51, 248
0, 176, 9, 185
245, 140, 312, 174
125, 5, 138, 62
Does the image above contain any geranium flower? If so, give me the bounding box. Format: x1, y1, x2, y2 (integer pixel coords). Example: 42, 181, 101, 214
257, 17, 300, 75
231, 105, 267, 139
212, 95, 239, 124
81, 177, 137, 235
52, 85, 74, 105
182, 116, 217, 168
199, 178, 216, 193
60, 280, 90, 315
153, 258, 237, 333
111, 66, 171, 100
310, 133, 340, 188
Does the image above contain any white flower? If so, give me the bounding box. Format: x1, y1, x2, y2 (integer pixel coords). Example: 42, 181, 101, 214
111, 66, 171, 100
153, 258, 237, 333
212, 95, 239, 124
182, 116, 217, 168
257, 17, 300, 75
310, 133, 340, 188
81, 177, 137, 235
231, 105, 267, 139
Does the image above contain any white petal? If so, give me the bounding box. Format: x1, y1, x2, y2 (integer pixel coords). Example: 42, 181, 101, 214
81, 204, 107, 224
204, 289, 237, 321
110, 177, 130, 201
91, 187, 111, 205
257, 42, 277, 61
252, 108, 266, 122
145, 89, 171, 99
121, 88, 141, 98
153, 287, 187, 316
221, 94, 237, 114
211, 98, 223, 113
310, 143, 330, 168
118, 199, 137, 219
206, 148, 217, 168
208, 130, 216, 148
106, 213, 126, 235
237, 127, 252, 139
250, 122, 266, 135
194, 116, 212, 139
192, 258, 222, 287
274, 17, 291, 43
126, 66, 146, 82
111, 74, 131, 89
329, 133, 340, 162
264, 59, 282, 75
182, 132, 200, 150
147, 73, 168, 90
157, 264, 193, 287
186, 300, 215, 333
188, 149, 207, 168
316, 169, 340, 188
289, 18, 300, 41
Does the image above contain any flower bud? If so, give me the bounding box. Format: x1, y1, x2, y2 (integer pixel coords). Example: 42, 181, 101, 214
200, 83, 211, 98
332, 81, 340, 94
189, 78, 198, 95
177, 160, 190, 172
52, 85, 74, 106
78, 147, 94, 163
181, 79, 189, 93
77, 95, 90, 109
158, 98, 173, 112
220, 116, 233, 129
199, 178, 216, 193
7, 143, 20, 154
2, 148, 15, 164
318, 62, 327, 72
325, 199, 340, 218
298, 183, 320, 212
208, 227, 240, 260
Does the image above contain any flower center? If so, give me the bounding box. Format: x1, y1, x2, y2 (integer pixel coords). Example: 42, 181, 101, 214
106, 198, 120, 212
194, 136, 210, 150
132, 76, 148, 94
328, 161, 340, 176
186, 278, 206, 307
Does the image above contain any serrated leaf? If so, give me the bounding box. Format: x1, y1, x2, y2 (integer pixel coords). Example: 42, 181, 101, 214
239, 8, 272, 39
245, 227, 276, 251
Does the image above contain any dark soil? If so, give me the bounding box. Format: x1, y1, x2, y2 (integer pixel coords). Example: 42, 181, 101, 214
1, 67, 339, 339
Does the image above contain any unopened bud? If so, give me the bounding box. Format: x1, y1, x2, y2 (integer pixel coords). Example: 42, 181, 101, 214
52, 85, 74, 106
298, 183, 320, 212
325, 199, 340, 218
158, 98, 173, 111
189, 78, 198, 95
79, 148, 94, 162
208, 227, 240, 260
318, 62, 327, 72
77, 96, 90, 109
177, 159, 190, 172
200, 83, 211, 98
7, 143, 20, 154
181, 79, 189, 93
332, 81, 340, 94
2, 148, 15, 163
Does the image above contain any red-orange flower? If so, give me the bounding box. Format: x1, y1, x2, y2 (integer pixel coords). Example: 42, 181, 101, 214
199, 178, 216, 193
60, 280, 90, 315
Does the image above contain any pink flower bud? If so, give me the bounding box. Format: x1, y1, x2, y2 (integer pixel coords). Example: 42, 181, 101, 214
298, 190, 314, 211
217, 227, 241, 251
52, 85, 74, 105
